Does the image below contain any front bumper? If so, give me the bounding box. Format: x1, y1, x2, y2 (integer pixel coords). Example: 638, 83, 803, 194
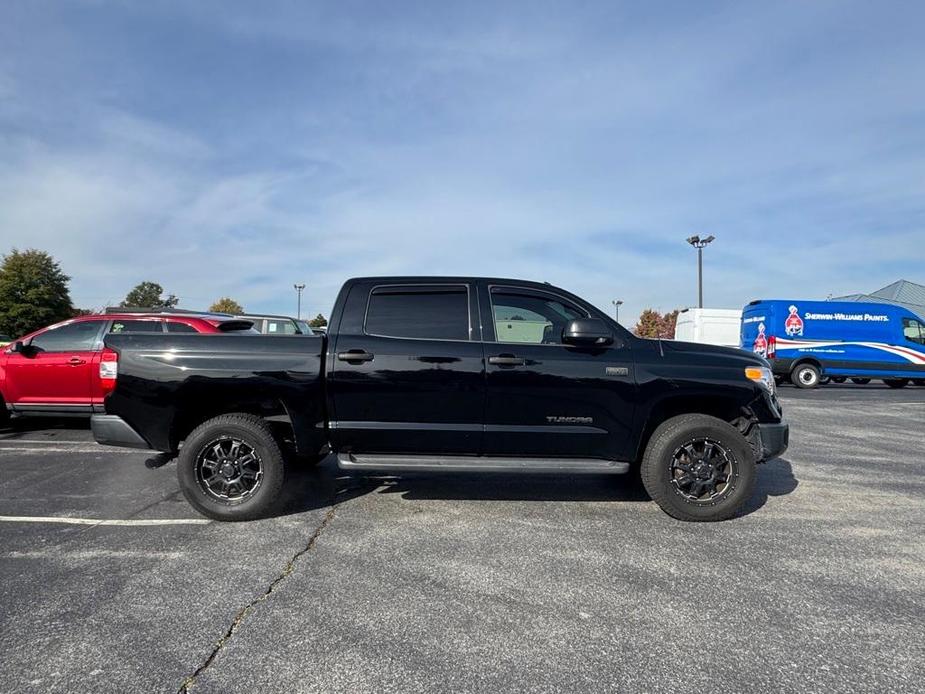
91, 415, 152, 450
755, 421, 789, 461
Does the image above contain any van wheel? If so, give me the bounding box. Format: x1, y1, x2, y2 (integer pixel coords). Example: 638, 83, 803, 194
850, 378, 871, 385
884, 379, 909, 389
177, 414, 286, 521
640, 414, 756, 522
791, 363, 821, 389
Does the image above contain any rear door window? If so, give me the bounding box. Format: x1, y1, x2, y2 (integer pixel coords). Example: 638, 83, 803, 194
109, 320, 164, 334
166, 321, 198, 333
30, 321, 105, 352
266, 319, 298, 334
365, 286, 469, 341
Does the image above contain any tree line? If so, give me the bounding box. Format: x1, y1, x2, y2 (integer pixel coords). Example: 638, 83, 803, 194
2, 247, 668, 340
0, 249, 326, 338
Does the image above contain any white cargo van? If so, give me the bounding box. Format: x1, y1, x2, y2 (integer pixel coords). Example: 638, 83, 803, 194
674, 308, 743, 347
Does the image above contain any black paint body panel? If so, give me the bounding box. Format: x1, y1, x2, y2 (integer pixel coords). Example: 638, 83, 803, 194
101, 277, 785, 463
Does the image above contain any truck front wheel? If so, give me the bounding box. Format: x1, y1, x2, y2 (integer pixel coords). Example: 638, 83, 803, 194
640, 414, 757, 522
177, 413, 286, 521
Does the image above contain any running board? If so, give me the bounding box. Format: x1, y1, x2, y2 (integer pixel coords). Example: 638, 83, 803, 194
337, 453, 629, 474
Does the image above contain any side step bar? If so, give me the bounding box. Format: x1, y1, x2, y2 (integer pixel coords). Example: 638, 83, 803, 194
337, 453, 630, 474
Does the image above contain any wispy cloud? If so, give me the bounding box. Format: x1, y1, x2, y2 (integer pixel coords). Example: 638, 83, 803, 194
0, 0, 923, 322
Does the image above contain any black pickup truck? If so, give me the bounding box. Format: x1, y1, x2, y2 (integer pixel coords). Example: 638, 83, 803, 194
92, 276, 788, 522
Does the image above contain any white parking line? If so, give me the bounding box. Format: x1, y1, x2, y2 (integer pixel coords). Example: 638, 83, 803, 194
0, 446, 140, 454
0, 439, 95, 444
0, 515, 209, 526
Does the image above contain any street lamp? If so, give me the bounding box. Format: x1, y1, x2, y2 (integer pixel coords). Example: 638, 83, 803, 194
612, 299, 623, 323
293, 283, 306, 319
686, 235, 715, 308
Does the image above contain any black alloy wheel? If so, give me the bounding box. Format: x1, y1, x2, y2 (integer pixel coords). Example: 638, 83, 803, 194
669, 438, 738, 505
196, 437, 264, 502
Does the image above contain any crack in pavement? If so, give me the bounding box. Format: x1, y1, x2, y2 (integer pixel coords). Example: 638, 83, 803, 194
176, 505, 338, 693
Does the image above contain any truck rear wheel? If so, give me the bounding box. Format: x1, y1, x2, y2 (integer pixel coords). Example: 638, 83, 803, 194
640, 414, 756, 522
850, 378, 871, 385
913, 379, 925, 387
177, 413, 286, 521
791, 363, 821, 389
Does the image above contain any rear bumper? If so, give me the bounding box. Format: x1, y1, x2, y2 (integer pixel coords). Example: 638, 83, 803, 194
755, 421, 789, 461
91, 415, 152, 450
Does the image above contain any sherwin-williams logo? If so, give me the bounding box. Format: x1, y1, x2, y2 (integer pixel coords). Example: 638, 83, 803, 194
785, 305, 804, 336
753, 323, 768, 357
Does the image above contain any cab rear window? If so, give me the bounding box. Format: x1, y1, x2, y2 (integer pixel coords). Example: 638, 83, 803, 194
365, 286, 469, 341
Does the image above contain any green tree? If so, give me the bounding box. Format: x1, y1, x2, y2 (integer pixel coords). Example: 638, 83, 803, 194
308, 313, 328, 328
209, 297, 244, 314
633, 308, 679, 339
0, 249, 74, 338
120, 281, 179, 309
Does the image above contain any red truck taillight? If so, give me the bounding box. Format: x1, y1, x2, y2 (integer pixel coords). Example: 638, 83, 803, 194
767, 336, 776, 359
100, 349, 118, 396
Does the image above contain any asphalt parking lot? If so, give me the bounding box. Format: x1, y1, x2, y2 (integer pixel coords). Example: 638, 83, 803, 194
1, 384, 923, 693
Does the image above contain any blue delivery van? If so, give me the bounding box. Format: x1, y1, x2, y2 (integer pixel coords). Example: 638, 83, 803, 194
740, 300, 925, 389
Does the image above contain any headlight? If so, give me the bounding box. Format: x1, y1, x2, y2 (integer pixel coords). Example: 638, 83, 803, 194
745, 366, 775, 393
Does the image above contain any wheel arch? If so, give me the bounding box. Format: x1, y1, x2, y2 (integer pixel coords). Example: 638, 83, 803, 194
633, 394, 755, 463
790, 356, 823, 373
169, 398, 291, 451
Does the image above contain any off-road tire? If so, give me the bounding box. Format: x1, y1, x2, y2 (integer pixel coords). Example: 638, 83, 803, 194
177, 413, 286, 521
792, 363, 821, 389
640, 414, 757, 522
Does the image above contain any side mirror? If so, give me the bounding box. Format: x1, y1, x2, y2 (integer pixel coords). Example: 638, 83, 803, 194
562, 319, 614, 346
8, 340, 24, 354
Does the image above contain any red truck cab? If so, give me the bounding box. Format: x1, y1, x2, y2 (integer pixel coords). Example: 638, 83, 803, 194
0, 313, 252, 419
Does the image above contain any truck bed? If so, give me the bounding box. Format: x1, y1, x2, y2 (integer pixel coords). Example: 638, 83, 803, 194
101, 333, 326, 453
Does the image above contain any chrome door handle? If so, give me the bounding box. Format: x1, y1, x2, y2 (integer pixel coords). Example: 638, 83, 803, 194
488, 355, 525, 366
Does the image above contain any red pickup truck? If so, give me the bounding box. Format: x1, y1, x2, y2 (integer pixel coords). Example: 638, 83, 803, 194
0, 313, 253, 420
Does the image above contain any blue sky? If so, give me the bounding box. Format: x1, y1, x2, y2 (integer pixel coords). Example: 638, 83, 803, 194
1, 0, 923, 324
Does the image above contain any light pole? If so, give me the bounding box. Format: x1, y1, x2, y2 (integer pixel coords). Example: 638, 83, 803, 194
685, 235, 715, 308
293, 283, 305, 319
612, 299, 623, 323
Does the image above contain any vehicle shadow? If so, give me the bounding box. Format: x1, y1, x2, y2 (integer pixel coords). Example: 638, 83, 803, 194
275, 458, 650, 517
0, 417, 91, 437
275, 456, 798, 519
739, 457, 799, 516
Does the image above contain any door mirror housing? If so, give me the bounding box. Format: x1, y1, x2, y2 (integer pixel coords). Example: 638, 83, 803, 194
562, 319, 614, 346
8, 340, 24, 354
